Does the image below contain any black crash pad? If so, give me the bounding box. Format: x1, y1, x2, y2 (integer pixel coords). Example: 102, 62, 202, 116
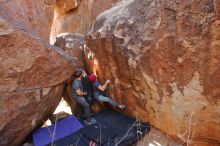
81, 123, 117, 145
50, 109, 150, 146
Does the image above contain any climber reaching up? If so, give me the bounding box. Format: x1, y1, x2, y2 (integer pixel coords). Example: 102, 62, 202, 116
88, 74, 127, 109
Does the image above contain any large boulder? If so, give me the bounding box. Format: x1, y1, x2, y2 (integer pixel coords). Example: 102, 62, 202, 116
50, 0, 121, 40
85, 0, 220, 145
0, 1, 76, 145
53, 33, 85, 68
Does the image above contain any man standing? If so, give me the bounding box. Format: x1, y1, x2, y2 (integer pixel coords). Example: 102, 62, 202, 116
72, 69, 96, 125
88, 74, 127, 109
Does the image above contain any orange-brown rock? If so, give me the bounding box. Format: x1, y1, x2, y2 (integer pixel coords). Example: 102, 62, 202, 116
85, 0, 220, 145
55, 0, 80, 14
53, 33, 85, 67
0, 1, 76, 146
44, 0, 56, 27
50, 0, 121, 40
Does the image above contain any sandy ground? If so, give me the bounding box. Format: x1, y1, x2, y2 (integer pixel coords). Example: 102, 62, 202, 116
136, 127, 183, 146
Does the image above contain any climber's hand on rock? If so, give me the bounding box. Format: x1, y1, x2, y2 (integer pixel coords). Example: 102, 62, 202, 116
106, 80, 111, 84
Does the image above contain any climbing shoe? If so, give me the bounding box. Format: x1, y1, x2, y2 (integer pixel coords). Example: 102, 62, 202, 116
85, 118, 97, 125
118, 104, 127, 109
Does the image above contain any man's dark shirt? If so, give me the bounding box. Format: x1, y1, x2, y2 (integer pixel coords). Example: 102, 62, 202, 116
72, 79, 83, 98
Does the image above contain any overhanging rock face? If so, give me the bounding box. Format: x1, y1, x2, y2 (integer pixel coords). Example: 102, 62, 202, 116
0, 0, 77, 145
85, 0, 220, 145
54, 33, 85, 68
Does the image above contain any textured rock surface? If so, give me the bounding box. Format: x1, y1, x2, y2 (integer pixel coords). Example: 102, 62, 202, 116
53, 33, 85, 67
85, 0, 220, 145
0, 1, 76, 145
44, 0, 56, 27
55, 0, 80, 14
50, 0, 121, 40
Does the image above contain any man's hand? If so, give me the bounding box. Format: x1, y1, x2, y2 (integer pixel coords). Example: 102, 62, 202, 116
76, 89, 87, 96
98, 80, 111, 92
82, 70, 87, 77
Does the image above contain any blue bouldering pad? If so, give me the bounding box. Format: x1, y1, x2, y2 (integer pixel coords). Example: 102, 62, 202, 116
32, 115, 83, 146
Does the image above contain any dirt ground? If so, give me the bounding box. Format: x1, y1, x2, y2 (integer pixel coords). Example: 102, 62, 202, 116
136, 127, 183, 146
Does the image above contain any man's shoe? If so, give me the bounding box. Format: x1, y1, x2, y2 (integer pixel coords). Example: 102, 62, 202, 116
118, 104, 127, 109
85, 118, 97, 125
91, 118, 97, 123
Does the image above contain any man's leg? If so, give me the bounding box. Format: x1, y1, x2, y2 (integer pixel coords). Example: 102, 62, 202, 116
96, 95, 118, 107
74, 97, 91, 122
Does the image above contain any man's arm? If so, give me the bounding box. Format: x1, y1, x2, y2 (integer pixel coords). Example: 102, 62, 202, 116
76, 89, 87, 96
97, 80, 110, 91
73, 80, 87, 96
